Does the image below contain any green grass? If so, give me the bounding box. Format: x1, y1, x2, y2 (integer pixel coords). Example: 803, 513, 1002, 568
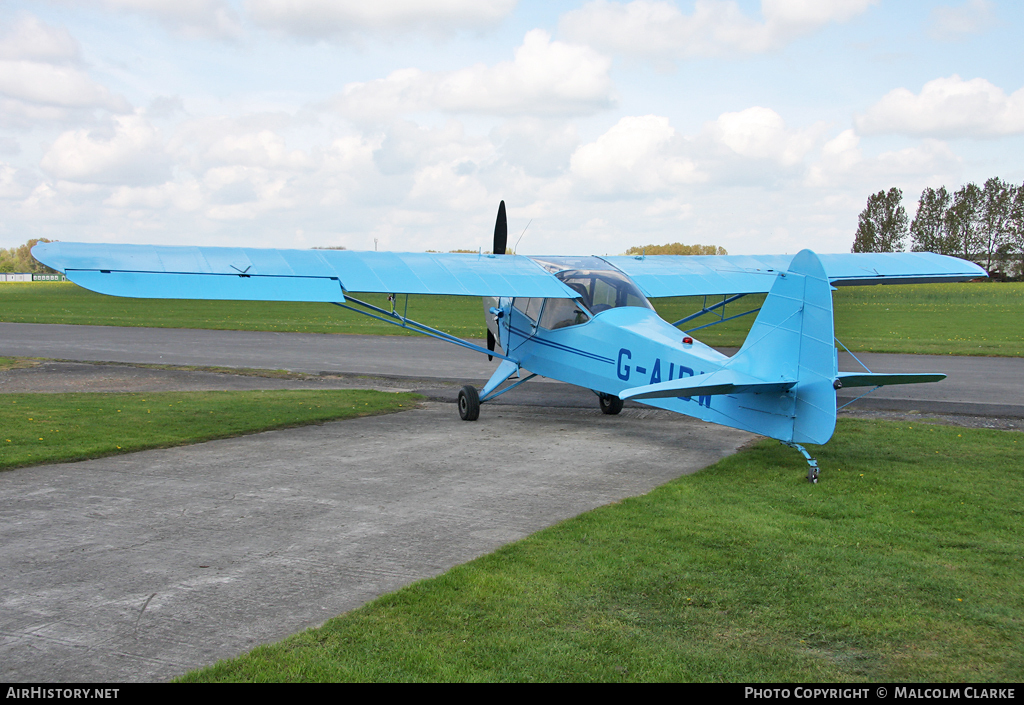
0, 390, 420, 471
655, 281, 1024, 356
0, 282, 481, 337
2, 280, 1022, 356
832, 282, 1023, 356
180, 419, 1023, 682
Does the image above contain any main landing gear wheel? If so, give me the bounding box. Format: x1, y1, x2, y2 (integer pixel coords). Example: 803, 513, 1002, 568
599, 393, 624, 415
458, 385, 480, 421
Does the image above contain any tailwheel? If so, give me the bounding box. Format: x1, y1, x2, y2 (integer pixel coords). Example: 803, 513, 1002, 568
458, 385, 480, 421
783, 441, 820, 483
599, 393, 624, 415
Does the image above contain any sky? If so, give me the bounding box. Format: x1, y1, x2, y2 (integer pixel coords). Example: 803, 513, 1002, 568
1, 0, 1022, 256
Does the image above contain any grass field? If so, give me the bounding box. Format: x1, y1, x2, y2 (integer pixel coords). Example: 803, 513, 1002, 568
651, 281, 1023, 356
0, 390, 420, 471
0, 282, 472, 337
178, 418, 1023, 682
2, 281, 1021, 356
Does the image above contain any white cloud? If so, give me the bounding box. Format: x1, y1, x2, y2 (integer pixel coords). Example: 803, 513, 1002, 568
317, 134, 386, 207
200, 166, 294, 219
203, 130, 317, 171
371, 120, 493, 181
105, 181, 204, 211
408, 162, 491, 211
804, 128, 861, 186
855, 75, 1024, 138
804, 129, 960, 189
246, 0, 517, 38
324, 135, 380, 175
570, 115, 705, 195
61, 0, 242, 39
709, 106, 823, 166
559, 0, 878, 59
40, 114, 170, 185
334, 30, 614, 121
492, 118, 580, 177
0, 15, 80, 61
871, 140, 960, 179
0, 15, 130, 124
0, 60, 129, 112
643, 197, 693, 219
0, 163, 37, 199
568, 109, 825, 199
0, 136, 19, 156
762, 0, 876, 28
170, 114, 319, 175
928, 0, 996, 40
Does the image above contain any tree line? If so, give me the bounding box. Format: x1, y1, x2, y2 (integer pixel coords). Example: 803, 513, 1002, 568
623, 243, 727, 256
0, 238, 57, 274
852, 178, 1024, 279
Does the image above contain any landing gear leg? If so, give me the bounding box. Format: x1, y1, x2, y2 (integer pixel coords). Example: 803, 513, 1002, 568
783, 442, 820, 484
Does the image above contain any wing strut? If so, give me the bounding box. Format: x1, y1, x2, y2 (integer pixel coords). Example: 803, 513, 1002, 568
331, 295, 517, 363
670, 292, 763, 331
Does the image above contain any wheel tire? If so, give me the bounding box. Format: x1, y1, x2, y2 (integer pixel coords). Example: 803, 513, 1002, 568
458, 385, 480, 421
599, 393, 624, 415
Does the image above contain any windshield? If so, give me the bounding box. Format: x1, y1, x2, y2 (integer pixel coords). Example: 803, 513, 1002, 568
554, 269, 654, 314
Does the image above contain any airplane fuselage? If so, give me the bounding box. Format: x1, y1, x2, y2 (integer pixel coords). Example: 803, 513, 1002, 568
493, 296, 826, 442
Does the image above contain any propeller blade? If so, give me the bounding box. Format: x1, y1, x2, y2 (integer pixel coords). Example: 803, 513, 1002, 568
493, 200, 507, 255
487, 329, 496, 362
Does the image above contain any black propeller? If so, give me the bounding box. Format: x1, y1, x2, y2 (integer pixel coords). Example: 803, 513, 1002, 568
488, 200, 507, 360
493, 200, 507, 255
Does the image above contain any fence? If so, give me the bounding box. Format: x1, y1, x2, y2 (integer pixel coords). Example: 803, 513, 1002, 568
0, 273, 67, 282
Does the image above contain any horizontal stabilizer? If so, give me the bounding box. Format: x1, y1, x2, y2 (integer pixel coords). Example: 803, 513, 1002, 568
837, 372, 946, 389
620, 369, 796, 401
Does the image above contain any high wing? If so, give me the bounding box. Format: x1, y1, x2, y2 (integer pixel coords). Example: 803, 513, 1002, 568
32, 242, 578, 301
600, 252, 986, 298
33, 242, 984, 303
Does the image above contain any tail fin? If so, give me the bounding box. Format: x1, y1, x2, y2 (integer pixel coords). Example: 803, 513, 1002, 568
726, 249, 837, 444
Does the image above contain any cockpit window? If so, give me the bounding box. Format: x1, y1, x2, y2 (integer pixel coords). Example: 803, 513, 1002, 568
554, 269, 654, 313
513, 297, 544, 322
539, 298, 590, 329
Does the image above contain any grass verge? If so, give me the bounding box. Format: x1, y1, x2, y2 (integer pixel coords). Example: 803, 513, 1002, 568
46, 358, 332, 380
0, 356, 39, 371
179, 419, 1023, 682
0, 390, 421, 471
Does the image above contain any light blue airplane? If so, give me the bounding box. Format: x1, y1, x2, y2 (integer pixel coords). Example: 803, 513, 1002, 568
32, 202, 985, 482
